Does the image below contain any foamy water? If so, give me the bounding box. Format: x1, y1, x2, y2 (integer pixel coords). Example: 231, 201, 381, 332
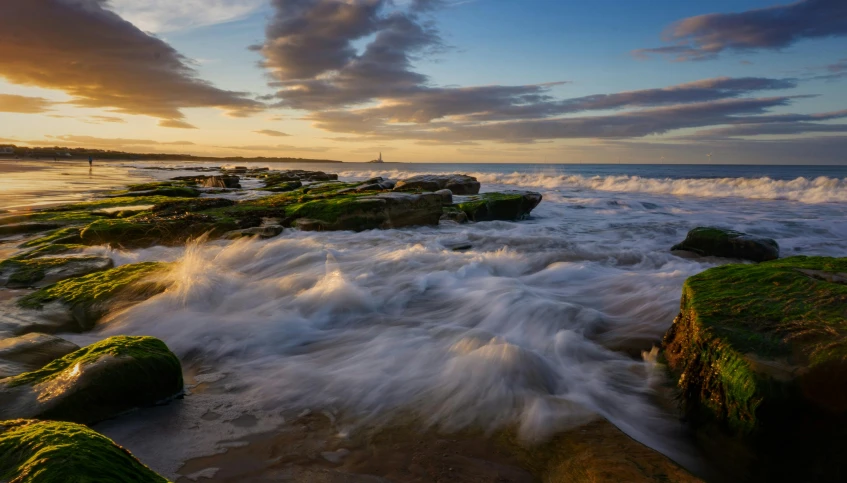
34, 162, 847, 476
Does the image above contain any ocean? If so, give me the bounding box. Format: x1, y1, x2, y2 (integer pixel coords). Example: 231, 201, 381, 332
4, 160, 847, 477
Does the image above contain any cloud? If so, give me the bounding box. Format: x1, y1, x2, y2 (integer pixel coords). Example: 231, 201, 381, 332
0, 0, 263, 126
44, 135, 195, 146
686, 122, 847, 139
254, 129, 291, 137
634, 0, 847, 61
89, 116, 127, 124
221, 144, 333, 153
159, 120, 198, 129
107, 0, 266, 33
0, 94, 54, 113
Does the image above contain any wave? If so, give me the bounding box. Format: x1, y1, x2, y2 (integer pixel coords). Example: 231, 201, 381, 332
336, 169, 847, 204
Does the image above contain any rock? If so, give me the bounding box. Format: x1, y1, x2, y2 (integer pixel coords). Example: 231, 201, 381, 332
199, 175, 241, 189
0, 419, 168, 482
454, 191, 542, 222
671, 227, 779, 262
434, 189, 453, 205
106, 186, 200, 198
224, 225, 284, 239
0, 256, 114, 288
151, 198, 236, 216
0, 333, 80, 379
662, 256, 847, 481
17, 262, 169, 331
292, 192, 443, 232
0, 222, 61, 237
0, 336, 183, 424
394, 174, 481, 195
263, 180, 302, 192
440, 207, 469, 224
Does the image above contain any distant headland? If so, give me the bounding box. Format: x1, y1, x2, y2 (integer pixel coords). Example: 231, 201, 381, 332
0, 144, 343, 163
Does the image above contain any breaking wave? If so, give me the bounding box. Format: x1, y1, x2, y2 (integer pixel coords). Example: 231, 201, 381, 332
337, 169, 847, 204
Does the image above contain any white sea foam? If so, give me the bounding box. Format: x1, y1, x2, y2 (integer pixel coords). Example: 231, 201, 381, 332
336, 169, 847, 204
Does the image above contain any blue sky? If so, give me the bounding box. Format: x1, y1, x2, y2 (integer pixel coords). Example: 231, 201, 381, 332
0, 0, 845, 163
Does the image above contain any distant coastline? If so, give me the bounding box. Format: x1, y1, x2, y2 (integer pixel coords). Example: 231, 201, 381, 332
0, 144, 343, 163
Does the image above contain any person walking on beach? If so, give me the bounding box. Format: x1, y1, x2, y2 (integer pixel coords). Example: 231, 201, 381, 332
88, 156, 93, 168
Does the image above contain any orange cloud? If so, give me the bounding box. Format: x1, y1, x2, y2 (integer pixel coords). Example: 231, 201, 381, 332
0, 94, 54, 113
0, 0, 263, 126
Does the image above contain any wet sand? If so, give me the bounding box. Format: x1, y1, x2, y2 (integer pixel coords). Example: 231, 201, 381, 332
0, 160, 153, 212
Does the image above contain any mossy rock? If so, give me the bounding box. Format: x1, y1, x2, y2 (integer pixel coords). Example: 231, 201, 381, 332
17, 262, 168, 331
662, 256, 847, 480
0, 334, 80, 379
261, 180, 302, 192
394, 174, 481, 195
151, 198, 236, 216
0, 222, 63, 237
0, 256, 113, 288
13, 244, 87, 260
290, 192, 443, 231
454, 191, 542, 222
107, 186, 199, 199
0, 419, 169, 482
0, 336, 183, 424
79, 214, 236, 248
19, 227, 83, 249
671, 227, 779, 262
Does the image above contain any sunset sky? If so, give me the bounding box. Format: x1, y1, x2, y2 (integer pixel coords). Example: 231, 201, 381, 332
1, 0, 846, 163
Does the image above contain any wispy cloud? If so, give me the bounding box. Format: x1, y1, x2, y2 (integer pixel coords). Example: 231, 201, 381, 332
107, 0, 266, 33
254, 129, 291, 137
0, 0, 263, 127
634, 0, 847, 62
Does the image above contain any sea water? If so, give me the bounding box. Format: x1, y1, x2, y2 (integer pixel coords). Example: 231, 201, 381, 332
5, 161, 847, 476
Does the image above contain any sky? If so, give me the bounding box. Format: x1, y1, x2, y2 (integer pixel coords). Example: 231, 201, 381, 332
0, 0, 846, 164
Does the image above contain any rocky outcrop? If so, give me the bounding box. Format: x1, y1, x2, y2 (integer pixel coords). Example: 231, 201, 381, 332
454, 191, 543, 222
0, 256, 113, 288
0, 333, 79, 379
0, 419, 168, 482
294, 192, 443, 232
0, 336, 183, 424
394, 174, 481, 195
671, 227, 779, 262
0, 222, 62, 237
662, 256, 847, 481
17, 262, 169, 331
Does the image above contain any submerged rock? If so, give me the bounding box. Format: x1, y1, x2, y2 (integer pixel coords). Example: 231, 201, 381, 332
662, 256, 847, 481
17, 262, 168, 331
224, 225, 284, 239
0, 419, 168, 482
0, 336, 183, 424
0, 333, 80, 379
394, 174, 481, 195
671, 227, 779, 262
454, 191, 542, 222
0, 256, 113, 288
292, 192, 443, 232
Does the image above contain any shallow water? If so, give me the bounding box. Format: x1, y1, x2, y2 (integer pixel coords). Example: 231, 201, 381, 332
5, 161, 847, 477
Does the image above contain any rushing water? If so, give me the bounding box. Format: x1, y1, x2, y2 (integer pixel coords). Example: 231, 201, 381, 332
5, 160, 847, 477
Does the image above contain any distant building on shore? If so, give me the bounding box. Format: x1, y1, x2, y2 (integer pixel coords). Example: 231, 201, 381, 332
369, 152, 384, 163
0, 146, 14, 155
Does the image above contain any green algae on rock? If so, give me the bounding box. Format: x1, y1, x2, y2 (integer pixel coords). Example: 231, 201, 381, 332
671, 227, 779, 262
662, 256, 847, 480
17, 262, 168, 331
0, 419, 169, 482
291, 192, 443, 231
0, 336, 183, 424
394, 174, 481, 195
454, 191, 543, 222
0, 256, 113, 288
